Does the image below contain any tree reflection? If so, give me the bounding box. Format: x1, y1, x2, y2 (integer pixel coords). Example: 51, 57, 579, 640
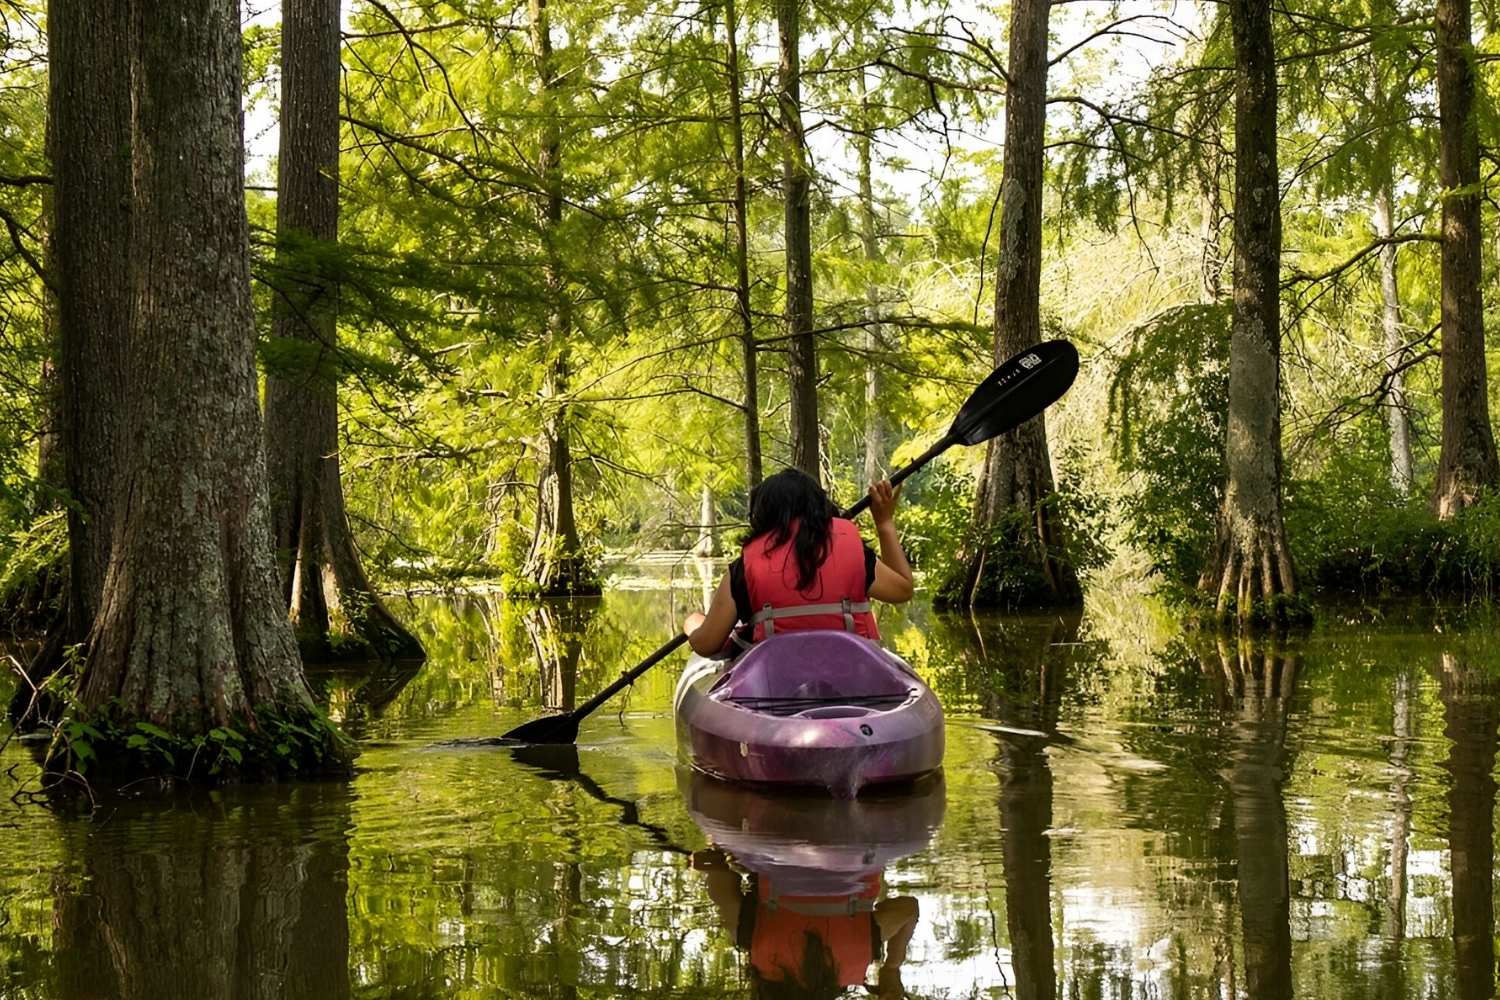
506, 598, 599, 711
310, 658, 422, 737
1438, 651, 1499, 1000
1378, 665, 1416, 995
53, 783, 353, 1000
988, 614, 1076, 1000
1207, 638, 1297, 1000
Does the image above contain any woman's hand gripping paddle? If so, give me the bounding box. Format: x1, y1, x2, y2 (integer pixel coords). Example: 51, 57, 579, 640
502, 339, 1080, 744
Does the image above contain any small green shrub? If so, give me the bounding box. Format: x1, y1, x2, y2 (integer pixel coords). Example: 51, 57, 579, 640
1286, 417, 1500, 598
47, 699, 352, 787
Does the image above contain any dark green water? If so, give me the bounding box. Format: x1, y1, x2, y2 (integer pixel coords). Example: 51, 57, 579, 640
1, 577, 1497, 998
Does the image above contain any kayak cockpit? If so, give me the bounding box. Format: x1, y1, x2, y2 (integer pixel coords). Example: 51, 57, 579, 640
674, 631, 944, 798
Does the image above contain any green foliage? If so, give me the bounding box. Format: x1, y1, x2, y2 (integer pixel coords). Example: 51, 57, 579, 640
897, 465, 975, 575
927, 466, 1111, 610
1109, 303, 1231, 590
49, 699, 351, 787
0, 509, 64, 628
1286, 423, 1500, 599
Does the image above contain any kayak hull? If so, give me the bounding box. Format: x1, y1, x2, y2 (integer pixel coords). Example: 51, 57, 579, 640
673, 631, 944, 798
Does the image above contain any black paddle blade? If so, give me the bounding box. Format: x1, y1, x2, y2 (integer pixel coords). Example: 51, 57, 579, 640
502, 711, 580, 744
949, 339, 1079, 446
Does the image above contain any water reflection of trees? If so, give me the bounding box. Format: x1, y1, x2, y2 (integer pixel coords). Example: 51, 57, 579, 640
53, 784, 353, 999
1437, 651, 1499, 1000
1206, 638, 1297, 1000
990, 615, 1074, 1000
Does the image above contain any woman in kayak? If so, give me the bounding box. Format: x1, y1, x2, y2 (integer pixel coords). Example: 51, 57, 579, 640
684, 468, 914, 656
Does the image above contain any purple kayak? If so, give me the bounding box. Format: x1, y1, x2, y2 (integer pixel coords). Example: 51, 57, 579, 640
673, 631, 944, 798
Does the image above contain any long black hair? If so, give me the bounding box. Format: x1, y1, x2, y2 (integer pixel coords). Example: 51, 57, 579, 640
749, 932, 844, 999
742, 468, 839, 592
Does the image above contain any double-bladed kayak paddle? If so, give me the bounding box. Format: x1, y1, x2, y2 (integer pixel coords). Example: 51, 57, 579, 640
502, 339, 1080, 744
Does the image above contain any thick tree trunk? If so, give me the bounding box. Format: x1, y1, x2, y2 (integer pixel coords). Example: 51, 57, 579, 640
518, 0, 598, 597
725, 0, 762, 488
10, 0, 135, 726
76, 0, 333, 763
263, 0, 423, 663
1438, 653, 1498, 1000
1373, 185, 1414, 497
1197, 0, 1297, 626
778, 0, 819, 480
1433, 0, 1497, 516
48, 0, 129, 621
855, 60, 885, 486
1218, 640, 1296, 1000
942, 0, 1078, 609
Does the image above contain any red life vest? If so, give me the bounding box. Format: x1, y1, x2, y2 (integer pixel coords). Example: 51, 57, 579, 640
741, 518, 879, 642
748, 875, 882, 987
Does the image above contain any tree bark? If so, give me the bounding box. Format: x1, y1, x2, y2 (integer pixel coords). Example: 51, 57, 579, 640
1432, 0, 1496, 516
778, 0, 820, 481
518, 0, 598, 597
943, 0, 1078, 609
725, 0, 763, 489
1197, 0, 1297, 626
263, 0, 423, 662
77, 0, 331, 755
855, 56, 886, 486
1438, 653, 1498, 1000
1373, 184, 1413, 497
10, 0, 135, 726
48, 0, 130, 622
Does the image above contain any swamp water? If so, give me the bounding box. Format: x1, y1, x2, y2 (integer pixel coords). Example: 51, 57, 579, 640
1, 576, 1497, 999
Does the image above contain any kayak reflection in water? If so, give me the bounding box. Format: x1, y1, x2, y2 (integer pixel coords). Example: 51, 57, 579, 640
680, 760, 942, 997
694, 847, 920, 999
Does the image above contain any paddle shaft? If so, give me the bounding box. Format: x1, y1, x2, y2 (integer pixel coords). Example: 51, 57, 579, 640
573, 434, 958, 723
841, 434, 956, 520
572, 631, 690, 721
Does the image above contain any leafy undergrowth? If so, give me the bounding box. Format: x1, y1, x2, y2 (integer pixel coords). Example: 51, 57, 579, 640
7, 689, 353, 806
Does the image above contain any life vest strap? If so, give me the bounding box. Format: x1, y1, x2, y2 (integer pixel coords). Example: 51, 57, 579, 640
762, 896, 878, 916
755, 599, 871, 637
